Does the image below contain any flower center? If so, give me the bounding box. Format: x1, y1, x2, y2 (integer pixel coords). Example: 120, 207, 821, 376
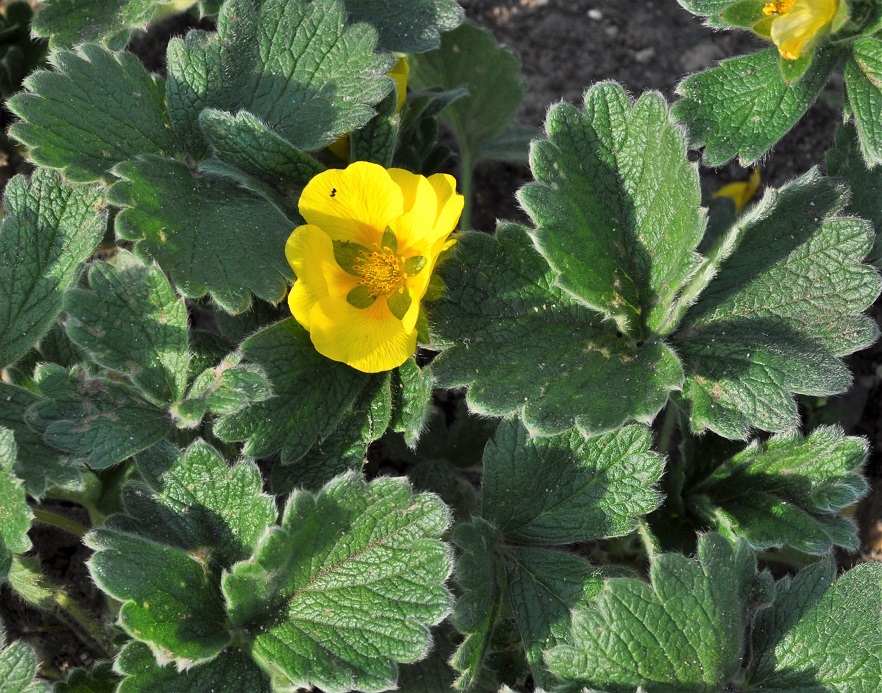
762, 0, 794, 15
353, 247, 406, 297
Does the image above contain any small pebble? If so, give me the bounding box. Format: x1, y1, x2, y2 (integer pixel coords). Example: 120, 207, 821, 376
587, 8, 603, 20
635, 47, 655, 63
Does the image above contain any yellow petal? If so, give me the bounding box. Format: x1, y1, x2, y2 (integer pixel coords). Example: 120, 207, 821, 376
771, 0, 837, 60
298, 162, 404, 247
390, 57, 409, 113
428, 172, 466, 236
712, 167, 761, 215
308, 295, 416, 372
285, 224, 357, 330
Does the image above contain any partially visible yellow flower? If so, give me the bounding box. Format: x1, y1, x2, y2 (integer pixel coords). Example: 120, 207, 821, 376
713, 167, 761, 215
328, 57, 410, 161
286, 161, 463, 373
762, 0, 838, 60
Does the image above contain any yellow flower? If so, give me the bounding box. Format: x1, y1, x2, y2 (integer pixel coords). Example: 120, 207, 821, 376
328, 57, 410, 161
286, 161, 463, 373
762, 0, 838, 60
713, 167, 761, 215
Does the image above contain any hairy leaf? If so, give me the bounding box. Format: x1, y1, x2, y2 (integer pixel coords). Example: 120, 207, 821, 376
390, 357, 435, 448
520, 83, 703, 336
431, 226, 684, 436
0, 617, 50, 693
343, 0, 463, 52
110, 156, 293, 314
32, 0, 164, 50
690, 426, 867, 553
56, 662, 119, 693
65, 251, 189, 406
674, 170, 881, 438
748, 559, 882, 691
482, 419, 663, 544
223, 473, 452, 693
0, 429, 32, 583
26, 365, 169, 470
8, 44, 176, 181
0, 169, 106, 370
214, 319, 375, 465
846, 37, 882, 166
546, 534, 755, 692
673, 48, 836, 166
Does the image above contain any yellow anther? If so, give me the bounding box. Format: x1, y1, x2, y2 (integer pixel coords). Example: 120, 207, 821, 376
353, 247, 406, 297
763, 0, 794, 15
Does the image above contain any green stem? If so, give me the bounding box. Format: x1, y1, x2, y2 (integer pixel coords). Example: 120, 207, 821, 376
636, 518, 659, 564
460, 149, 474, 231
656, 400, 679, 457
53, 588, 115, 659
655, 213, 749, 337
31, 508, 89, 540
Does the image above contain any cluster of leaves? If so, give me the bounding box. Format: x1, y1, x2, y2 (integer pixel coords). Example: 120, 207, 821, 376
0, 0, 881, 692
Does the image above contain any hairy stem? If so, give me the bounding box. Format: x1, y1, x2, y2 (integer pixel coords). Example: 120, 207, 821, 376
31, 508, 89, 540
637, 518, 660, 564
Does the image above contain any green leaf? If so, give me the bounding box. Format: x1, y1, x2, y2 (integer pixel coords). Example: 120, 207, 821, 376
475, 122, 537, 163
343, 0, 463, 52
0, 169, 106, 370
0, 382, 77, 497
64, 251, 189, 406
397, 624, 457, 693
214, 319, 375, 464
546, 534, 755, 692
0, 429, 32, 584
269, 373, 391, 494
673, 48, 837, 166
31, 0, 164, 50
409, 22, 525, 161
8, 44, 176, 181
350, 89, 401, 168
88, 440, 275, 666
482, 419, 663, 544
845, 37, 882, 166
390, 357, 434, 448
690, 426, 867, 553
223, 473, 452, 693
826, 123, 882, 264
519, 83, 704, 336
26, 364, 169, 470
505, 547, 624, 689
165, 0, 393, 155
173, 353, 272, 428
748, 559, 882, 691
674, 170, 881, 438
449, 518, 505, 691
0, 617, 50, 693
677, 0, 741, 27
115, 641, 271, 693
110, 156, 293, 313
431, 226, 684, 436
56, 662, 119, 693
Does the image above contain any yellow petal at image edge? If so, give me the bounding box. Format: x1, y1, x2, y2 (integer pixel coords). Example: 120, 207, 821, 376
298, 162, 405, 248
285, 224, 357, 330
771, 0, 837, 60
309, 295, 417, 373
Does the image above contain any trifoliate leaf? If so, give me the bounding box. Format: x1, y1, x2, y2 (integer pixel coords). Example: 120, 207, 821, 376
449, 518, 505, 691
826, 123, 882, 264
481, 419, 663, 544
674, 170, 881, 438
8, 45, 176, 181
546, 534, 755, 692
505, 547, 624, 689
520, 83, 704, 337
223, 473, 453, 693
174, 353, 272, 429
165, 0, 393, 156
0, 617, 50, 693
56, 662, 119, 693
431, 226, 684, 436
748, 559, 882, 691
64, 251, 189, 407
110, 156, 293, 313
214, 319, 375, 464
343, 0, 463, 52
0, 429, 32, 584
689, 426, 867, 554
409, 22, 525, 163
26, 364, 169, 470
0, 383, 76, 498
673, 48, 837, 166
846, 37, 882, 166
0, 169, 106, 370
89, 441, 275, 666
31, 0, 165, 50
270, 373, 390, 494
115, 641, 271, 693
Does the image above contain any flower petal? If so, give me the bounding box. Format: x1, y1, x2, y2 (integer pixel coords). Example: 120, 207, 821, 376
308, 295, 416, 372
298, 161, 404, 247
771, 0, 837, 59
286, 224, 357, 330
